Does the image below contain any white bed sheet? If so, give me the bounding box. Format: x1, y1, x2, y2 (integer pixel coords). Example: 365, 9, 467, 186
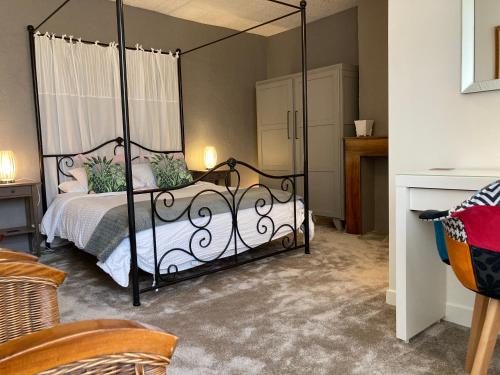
41, 182, 312, 287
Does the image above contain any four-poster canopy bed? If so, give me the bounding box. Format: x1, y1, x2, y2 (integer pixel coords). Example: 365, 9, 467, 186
27, 0, 310, 306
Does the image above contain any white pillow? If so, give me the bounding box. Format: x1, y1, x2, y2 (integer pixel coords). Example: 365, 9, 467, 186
132, 176, 147, 190
68, 167, 88, 190
133, 162, 157, 188
58, 180, 88, 193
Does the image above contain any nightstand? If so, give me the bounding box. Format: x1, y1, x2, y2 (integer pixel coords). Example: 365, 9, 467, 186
0, 180, 41, 255
190, 170, 231, 186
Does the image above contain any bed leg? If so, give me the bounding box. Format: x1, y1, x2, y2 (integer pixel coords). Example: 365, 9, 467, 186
132, 262, 141, 306
304, 213, 311, 255
133, 285, 141, 306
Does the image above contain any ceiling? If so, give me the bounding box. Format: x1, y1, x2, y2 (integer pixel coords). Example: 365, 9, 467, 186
119, 0, 358, 37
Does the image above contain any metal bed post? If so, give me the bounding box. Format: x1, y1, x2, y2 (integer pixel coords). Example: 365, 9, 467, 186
300, 1, 310, 254
115, 0, 141, 306
176, 48, 186, 154
27, 25, 48, 214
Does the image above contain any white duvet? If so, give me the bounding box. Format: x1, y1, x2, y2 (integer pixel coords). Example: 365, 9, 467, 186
41, 182, 313, 287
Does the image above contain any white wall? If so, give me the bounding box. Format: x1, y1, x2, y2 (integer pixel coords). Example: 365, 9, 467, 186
388, 0, 500, 305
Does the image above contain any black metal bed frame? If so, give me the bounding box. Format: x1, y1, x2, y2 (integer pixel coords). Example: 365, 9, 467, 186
27, 0, 309, 306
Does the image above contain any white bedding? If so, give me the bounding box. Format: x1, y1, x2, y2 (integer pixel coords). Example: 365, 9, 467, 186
41, 182, 313, 287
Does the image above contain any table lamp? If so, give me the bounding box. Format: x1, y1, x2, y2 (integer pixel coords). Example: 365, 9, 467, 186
0, 150, 16, 183
204, 146, 217, 170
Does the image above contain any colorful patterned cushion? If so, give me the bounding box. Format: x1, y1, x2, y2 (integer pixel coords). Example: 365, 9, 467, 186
432, 222, 449, 264
84, 156, 126, 193
420, 179, 500, 299
445, 236, 478, 293
150, 153, 193, 189
453, 180, 500, 213
470, 246, 500, 298
452, 206, 500, 251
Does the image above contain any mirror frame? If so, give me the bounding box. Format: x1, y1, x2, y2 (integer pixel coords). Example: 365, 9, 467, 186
462, 0, 500, 93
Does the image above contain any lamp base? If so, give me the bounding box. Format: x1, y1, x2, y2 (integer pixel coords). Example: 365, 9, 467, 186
0, 180, 15, 184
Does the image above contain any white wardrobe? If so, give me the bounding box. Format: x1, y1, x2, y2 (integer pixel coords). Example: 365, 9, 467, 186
256, 64, 358, 221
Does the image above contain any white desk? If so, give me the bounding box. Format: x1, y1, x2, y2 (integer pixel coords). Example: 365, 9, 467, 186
395, 169, 500, 342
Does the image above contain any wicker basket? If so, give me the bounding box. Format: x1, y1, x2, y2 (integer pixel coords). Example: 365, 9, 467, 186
39, 352, 171, 375
0, 262, 66, 343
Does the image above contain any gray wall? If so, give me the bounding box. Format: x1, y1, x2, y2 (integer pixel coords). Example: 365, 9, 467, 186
266, 8, 359, 78
0, 0, 266, 250
358, 0, 388, 234
266, 3, 389, 234
358, 0, 388, 137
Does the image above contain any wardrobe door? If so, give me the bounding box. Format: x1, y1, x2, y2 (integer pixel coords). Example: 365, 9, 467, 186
293, 67, 342, 218
256, 78, 294, 187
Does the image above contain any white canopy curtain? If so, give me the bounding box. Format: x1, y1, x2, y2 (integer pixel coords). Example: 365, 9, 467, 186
34, 32, 181, 202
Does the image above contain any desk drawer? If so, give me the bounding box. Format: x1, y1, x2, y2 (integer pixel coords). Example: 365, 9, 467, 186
409, 188, 477, 211
0, 185, 31, 198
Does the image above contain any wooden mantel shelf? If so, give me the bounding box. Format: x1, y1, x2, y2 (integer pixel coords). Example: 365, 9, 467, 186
344, 136, 388, 234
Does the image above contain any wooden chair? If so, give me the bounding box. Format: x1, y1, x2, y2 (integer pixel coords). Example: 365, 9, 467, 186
421, 180, 500, 374
0, 248, 38, 262
0, 319, 178, 374
0, 261, 66, 343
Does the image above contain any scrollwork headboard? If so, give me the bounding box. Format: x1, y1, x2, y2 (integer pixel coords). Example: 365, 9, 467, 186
41, 137, 181, 212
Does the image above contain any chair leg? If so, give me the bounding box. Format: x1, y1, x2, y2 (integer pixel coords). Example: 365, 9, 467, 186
471, 298, 500, 375
466, 294, 490, 373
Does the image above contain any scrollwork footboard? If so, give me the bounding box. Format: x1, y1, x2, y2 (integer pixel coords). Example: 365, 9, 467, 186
135, 158, 308, 291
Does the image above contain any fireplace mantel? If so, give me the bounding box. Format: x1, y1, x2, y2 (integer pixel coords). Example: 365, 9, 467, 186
344, 136, 388, 234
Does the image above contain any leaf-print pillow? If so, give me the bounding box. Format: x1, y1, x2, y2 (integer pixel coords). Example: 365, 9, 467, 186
84, 156, 127, 193
150, 153, 193, 189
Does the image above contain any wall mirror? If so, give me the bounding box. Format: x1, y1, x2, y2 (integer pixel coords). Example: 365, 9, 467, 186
462, 0, 500, 93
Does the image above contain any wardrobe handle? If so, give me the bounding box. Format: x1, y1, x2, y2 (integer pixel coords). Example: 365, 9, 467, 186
294, 110, 299, 139
286, 111, 291, 139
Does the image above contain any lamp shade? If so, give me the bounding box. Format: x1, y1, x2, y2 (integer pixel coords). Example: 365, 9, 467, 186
204, 146, 217, 169
0, 151, 15, 183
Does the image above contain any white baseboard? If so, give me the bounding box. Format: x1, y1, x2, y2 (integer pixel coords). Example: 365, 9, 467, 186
445, 301, 473, 328
385, 289, 472, 328
386, 288, 396, 306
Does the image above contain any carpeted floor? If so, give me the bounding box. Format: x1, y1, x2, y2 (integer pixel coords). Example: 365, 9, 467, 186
42, 224, 500, 374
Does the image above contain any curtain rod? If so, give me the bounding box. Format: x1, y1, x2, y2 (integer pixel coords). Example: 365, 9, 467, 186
32, 3, 296, 61
266, 0, 301, 10
32, 32, 178, 57
181, 9, 301, 56
33, 0, 299, 33
34, 0, 73, 31
33, 0, 301, 57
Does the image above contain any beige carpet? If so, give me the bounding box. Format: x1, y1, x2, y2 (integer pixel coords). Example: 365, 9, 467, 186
42, 224, 500, 374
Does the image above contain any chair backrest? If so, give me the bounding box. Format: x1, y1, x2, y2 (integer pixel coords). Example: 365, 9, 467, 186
0, 249, 38, 263
0, 261, 66, 343
421, 180, 500, 299
0, 319, 178, 375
